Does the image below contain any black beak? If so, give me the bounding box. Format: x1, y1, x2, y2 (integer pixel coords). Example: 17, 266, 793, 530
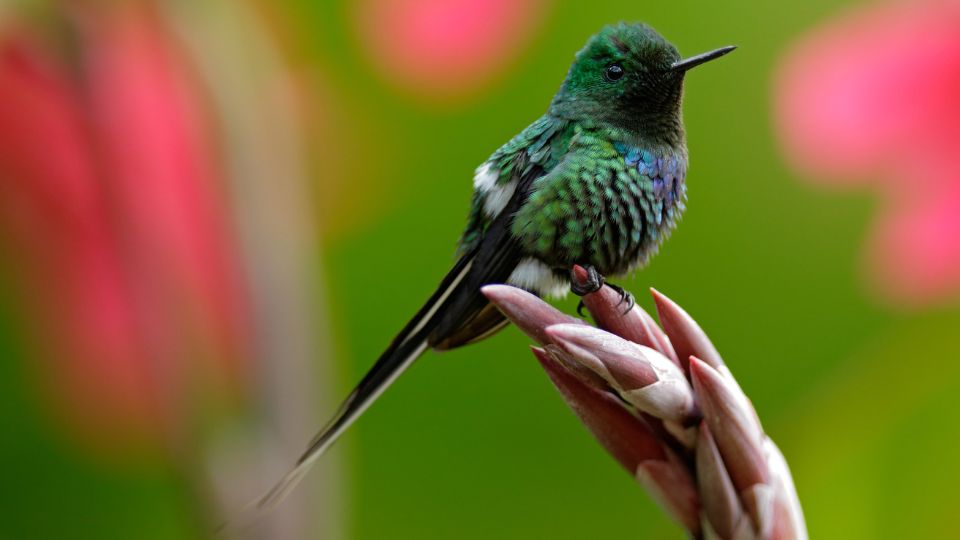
670, 45, 737, 72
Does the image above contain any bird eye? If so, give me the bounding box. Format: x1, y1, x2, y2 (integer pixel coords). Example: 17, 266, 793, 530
604, 63, 625, 81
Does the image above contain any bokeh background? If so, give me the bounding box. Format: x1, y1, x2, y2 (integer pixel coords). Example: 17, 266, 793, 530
1, 0, 958, 539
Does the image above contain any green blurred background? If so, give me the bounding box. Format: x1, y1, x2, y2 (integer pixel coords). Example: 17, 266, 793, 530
1, 0, 958, 538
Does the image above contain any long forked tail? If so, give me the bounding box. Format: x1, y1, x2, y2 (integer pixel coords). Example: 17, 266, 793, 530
253, 257, 476, 511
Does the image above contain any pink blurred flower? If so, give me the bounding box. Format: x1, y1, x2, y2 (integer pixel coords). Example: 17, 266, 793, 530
0, 5, 251, 455
354, 0, 549, 100
774, 0, 960, 306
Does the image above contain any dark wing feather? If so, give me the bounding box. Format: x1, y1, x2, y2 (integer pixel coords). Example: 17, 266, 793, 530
252, 160, 547, 513
430, 303, 509, 351
429, 160, 545, 344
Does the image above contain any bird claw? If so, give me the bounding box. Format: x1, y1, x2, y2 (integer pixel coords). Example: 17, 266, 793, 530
607, 283, 636, 315
576, 299, 589, 317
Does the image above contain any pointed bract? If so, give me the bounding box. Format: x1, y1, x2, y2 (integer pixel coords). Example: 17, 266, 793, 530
531, 347, 666, 472
763, 438, 809, 540
652, 288, 724, 372
578, 281, 681, 367
741, 484, 775, 538
482, 284, 584, 345
546, 323, 696, 422
541, 343, 611, 391
636, 454, 701, 534
546, 323, 659, 389
634, 305, 682, 368
696, 421, 746, 539
689, 358, 768, 492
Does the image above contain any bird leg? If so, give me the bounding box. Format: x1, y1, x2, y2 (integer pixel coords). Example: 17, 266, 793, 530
570, 264, 635, 316
571, 265, 604, 317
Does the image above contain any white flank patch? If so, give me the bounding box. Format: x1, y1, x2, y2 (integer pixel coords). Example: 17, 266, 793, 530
473, 162, 498, 191
507, 258, 569, 299
473, 161, 515, 217
482, 180, 516, 217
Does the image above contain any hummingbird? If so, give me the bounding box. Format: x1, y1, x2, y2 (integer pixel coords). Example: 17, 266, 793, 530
258, 22, 734, 509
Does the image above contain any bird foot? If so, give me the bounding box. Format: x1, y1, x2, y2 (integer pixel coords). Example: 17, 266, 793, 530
572, 265, 603, 317
570, 265, 635, 316
570, 265, 604, 296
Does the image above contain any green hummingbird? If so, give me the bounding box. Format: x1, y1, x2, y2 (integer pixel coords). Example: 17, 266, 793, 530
258, 22, 734, 508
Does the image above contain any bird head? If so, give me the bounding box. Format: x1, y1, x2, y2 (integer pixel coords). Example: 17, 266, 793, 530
550, 22, 734, 144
